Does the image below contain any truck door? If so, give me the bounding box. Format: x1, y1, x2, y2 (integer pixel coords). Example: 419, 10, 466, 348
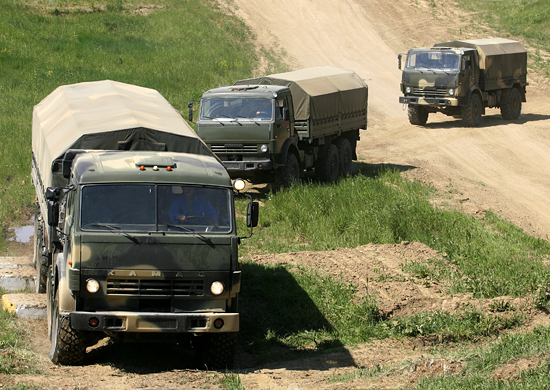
274, 98, 291, 154
460, 51, 478, 97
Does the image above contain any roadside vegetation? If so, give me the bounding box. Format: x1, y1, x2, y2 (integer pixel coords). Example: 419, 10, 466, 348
455, 0, 550, 77
1, 0, 550, 389
0, 0, 260, 252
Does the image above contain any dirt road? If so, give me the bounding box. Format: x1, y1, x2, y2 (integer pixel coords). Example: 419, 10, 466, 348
230, 0, 550, 239
4, 0, 550, 389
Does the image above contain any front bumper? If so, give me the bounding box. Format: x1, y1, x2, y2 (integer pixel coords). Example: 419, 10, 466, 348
69, 311, 239, 333
222, 159, 273, 172
400, 96, 459, 107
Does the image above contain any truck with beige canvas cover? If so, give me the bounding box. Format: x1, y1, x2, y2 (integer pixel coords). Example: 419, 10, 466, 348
32, 80, 258, 368
192, 67, 368, 187
398, 38, 528, 126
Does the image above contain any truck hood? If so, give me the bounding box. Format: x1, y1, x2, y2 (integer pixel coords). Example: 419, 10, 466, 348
80, 234, 234, 271
402, 70, 458, 89
196, 121, 271, 143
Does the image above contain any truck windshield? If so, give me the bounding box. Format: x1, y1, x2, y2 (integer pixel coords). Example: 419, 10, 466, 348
81, 184, 232, 233
405, 51, 460, 71
200, 97, 273, 121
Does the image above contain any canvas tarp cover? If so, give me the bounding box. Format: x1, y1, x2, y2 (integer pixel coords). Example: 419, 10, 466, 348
434, 38, 527, 80
234, 67, 368, 122
32, 80, 213, 188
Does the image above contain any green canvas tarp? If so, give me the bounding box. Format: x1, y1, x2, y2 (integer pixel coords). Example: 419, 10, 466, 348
32, 80, 213, 188
234, 67, 368, 122
434, 38, 527, 82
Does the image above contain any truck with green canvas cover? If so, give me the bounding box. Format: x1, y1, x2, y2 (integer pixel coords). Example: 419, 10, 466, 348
193, 67, 368, 186
398, 38, 528, 127
31, 80, 258, 368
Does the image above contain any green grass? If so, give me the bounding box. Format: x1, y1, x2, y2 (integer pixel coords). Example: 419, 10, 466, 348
239, 261, 524, 365
239, 170, 550, 299
0, 0, 264, 252
0, 295, 39, 375
412, 326, 550, 389
454, 0, 550, 77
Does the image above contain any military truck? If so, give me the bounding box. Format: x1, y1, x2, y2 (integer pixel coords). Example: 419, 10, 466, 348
398, 38, 528, 127
31, 80, 258, 368
192, 67, 368, 187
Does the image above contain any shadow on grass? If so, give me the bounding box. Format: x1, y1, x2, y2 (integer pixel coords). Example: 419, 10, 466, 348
237, 262, 354, 369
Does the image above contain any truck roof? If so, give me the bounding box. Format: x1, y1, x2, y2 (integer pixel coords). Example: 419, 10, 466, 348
433, 38, 527, 81
72, 151, 231, 187
234, 66, 368, 122
433, 38, 526, 56
33, 80, 215, 188
202, 85, 290, 98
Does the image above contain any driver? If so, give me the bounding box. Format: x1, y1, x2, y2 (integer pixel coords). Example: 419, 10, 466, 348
169, 186, 218, 224
254, 99, 272, 118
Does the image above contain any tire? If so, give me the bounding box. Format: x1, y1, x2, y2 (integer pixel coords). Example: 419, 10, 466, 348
195, 332, 237, 369
462, 93, 482, 127
408, 105, 428, 125
48, 267, 86, 365
500, 88, 522, 120
34, 203, 48, 294
316, 143, 339, 183
274, 152, 300, 188
334, 137, 353, 177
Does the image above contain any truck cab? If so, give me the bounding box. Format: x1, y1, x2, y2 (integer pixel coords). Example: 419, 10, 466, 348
195, 85, 295, 183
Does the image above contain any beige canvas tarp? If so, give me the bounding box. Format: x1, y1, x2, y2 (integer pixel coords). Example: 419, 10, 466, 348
434, 38, 527, 81
234, 67, 368, 122
32, 80, 212, 188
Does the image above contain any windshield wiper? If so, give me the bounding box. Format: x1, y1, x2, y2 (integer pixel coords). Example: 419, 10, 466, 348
219, 114, 242, 125
161, 224, 213, 245
87, 223, 140, 244
204, 116, 225, 126
237, 115, 260, 126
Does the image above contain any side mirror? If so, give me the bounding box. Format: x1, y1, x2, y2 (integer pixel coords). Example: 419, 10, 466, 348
398, 54, 402, 70
188, 101, 194, 123
247, 201, 259, 228
47, 200, 59, 226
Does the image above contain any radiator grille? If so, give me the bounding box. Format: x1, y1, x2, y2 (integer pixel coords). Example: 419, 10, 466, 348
107, 278, 204, 297
411, 87, 447, 98
211, 144, 258, 154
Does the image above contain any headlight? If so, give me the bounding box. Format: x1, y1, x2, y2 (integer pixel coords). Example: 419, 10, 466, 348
210, 281, 225, 295
260, 144, 268, 153
233, 179, 246, 192
449, 88, 455, 96
86, 279, 100, 293
405, 87, 411, 94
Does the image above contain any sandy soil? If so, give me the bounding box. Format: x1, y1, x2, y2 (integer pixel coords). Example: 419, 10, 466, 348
3, 0, 550, 389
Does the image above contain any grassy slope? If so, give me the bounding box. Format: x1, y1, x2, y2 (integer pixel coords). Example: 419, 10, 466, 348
0, 0, 258, 251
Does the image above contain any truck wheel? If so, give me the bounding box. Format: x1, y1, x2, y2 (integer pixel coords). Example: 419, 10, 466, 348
462, 94, 482, 127
316, 143, 340, 183
34, 204, 48, 294
500, 88, 522, 120
195, 332, 237, 369
48, 268, 86, 365
408, 105, 428, 125
334, 138, 353, 177
274, 153, 300, 188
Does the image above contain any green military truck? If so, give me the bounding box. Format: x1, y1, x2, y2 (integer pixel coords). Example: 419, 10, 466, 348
398, 38, 528, 127
193, 67, 368, 187
32, 80, 258, 368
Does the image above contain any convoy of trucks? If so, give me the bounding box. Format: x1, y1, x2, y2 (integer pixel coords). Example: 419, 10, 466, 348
192, 67, 368, 187
398, 38, 528, 127
20, 36, 529, 368
31, 80, 258, 367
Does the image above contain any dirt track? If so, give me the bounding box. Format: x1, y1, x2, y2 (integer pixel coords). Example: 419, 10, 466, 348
4, 0, 550, 389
